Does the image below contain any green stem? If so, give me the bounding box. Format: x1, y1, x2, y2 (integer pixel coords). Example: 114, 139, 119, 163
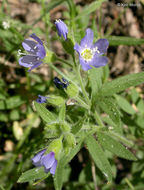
0, 185, 5, 190
93, 110, 105, 127
75, 96, 89, 110
46, 62, 78, 88
25, 70, 30, 90
125, 178, 135, 190
56, 57, 72, 67
74, 61, 91, 106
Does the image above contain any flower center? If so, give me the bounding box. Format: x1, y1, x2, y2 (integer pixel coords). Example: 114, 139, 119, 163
81, 48, 93, 62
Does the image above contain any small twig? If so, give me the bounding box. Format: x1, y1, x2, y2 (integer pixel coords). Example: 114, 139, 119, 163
91, 160, 98, 190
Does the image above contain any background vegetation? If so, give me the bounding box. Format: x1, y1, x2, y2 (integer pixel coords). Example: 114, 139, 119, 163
0, 0, 144, 189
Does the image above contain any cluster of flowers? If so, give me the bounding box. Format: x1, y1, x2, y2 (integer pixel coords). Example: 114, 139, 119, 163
18, 19, 109, 176
19, 19, 109, 72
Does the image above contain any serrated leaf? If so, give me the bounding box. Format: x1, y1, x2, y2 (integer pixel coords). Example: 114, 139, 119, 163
34, 102, 57, 124
106, 36, 144, 46
17, 167, 49, 183
97, 132, 137, 161
115, 95, 135, 115
99, 72, 144, 97
97, 97, 122, 133
86, 135, 113, 182
74, 0, 106, 20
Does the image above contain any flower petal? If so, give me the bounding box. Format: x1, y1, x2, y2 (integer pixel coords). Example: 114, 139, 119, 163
22, 39, 37, 52
93, 39, 109, 54
80, 28, 93, 48
28, 61, 42, 72
19, 55, 38, 67
74, 43, 83, 55
79, 56, 92, 71
36, 95, 47, 103
91, 55, 108, 68
32, 149, 46, 167
50, 160, 57, 175
41, 152, 55, 170
30, 33, 43, 45
36, 44, 46, 59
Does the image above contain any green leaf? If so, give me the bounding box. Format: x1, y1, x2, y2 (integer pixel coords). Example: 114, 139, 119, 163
0, 101, 5, 110
54, 139, 83, 190
106, 36, 144, 46
0, 112, 8, 122
17, 167, 49, 183
10, 109, 20, 120
74, 0, 106, 20
62, 38, 74, 55
59, 103, 66, 122
130, 88, 139, 103
115, 95, 135, 115
48, 95, 65, 106
89, 67, 103, 104
71, 116, 86, 134
34, 102, 57, 124
54, 159, 65, 190
97, 97, 122, 133
99, 72, 144, 97
137, 99, 144, 114
103, 64, 110, 82
66, 83, 79, 98
64, 138, 83, 165
108, 131, 134, 147
102, 116, 117, 130
86, 135, 113, 182
0, 96, 25, 110
97, 132, 137, 161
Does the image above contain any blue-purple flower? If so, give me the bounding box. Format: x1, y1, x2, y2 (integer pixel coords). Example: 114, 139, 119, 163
74, 28, 109, 71
55, 19, 68, 40
19, 33, 46, 72
36, 95, 47, 104
32, 150, 57, 175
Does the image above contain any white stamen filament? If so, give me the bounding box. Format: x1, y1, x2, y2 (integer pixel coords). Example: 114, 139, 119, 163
93, 46, 100, 54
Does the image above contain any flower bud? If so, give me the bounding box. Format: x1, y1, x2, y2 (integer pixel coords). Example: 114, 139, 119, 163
63, 133, 76, 155
43, 47, 57, 63
65, 83, 79, 98
47, 95, 65, 106
46, 138, 63, 159
60, 122, 71, 133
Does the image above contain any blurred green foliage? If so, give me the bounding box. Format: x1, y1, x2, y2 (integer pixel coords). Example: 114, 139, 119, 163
0, 0, 144, 190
